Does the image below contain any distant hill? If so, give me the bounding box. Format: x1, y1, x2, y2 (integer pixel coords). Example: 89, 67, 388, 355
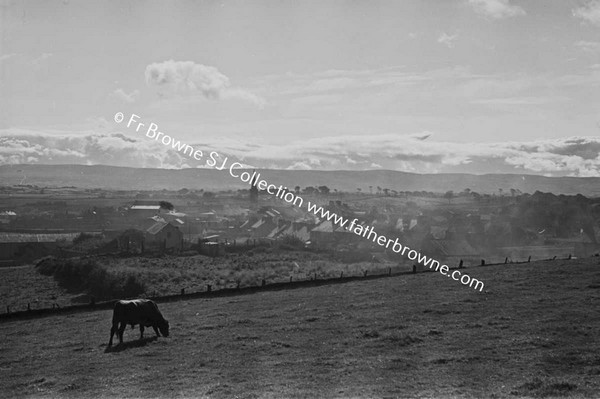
1, 164, 600, 196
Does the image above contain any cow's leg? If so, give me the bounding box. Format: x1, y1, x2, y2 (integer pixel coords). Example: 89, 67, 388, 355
153, 326, 160, 337
118, 322, 126, 344
109, 322, 118, 346
139, 325, 145, 340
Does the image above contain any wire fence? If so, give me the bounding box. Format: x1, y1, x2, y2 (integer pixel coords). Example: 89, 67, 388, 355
0, 253, 577, 322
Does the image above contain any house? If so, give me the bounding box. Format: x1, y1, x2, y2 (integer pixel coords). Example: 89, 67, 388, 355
145, 221, 183, 251
249, 218, 278, 238
103, 229, 145, 253
198, 241, 225, 257
267, 221, 292, 240
309, 220, 355, 247
278, 222, 312, 242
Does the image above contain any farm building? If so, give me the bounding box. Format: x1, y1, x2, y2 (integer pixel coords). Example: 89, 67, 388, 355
145, 221, 183, 251
309, 220, 355, 248
198, 241, 225, 257
267, 221, 291, 240
108, 229, 145, 253
0, 232, 79, 263
249, 218, 278, 238
277, 222, 313, 242
129, 204, 161, 215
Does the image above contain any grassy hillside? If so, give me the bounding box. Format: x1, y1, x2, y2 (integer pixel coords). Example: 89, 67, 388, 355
2, 164, 600, 196
1, 258, 599, 398
0, 251, 393, 310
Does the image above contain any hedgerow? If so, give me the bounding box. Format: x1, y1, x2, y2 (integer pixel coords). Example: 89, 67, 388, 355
35, 257, 145, 300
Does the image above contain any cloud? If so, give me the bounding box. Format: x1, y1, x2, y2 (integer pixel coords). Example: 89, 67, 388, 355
437, 32, 459, 48
471, 96, 570, 105
467, 0, 526, 20
30, 53, 53, 68
1, 129, 600, 177
573, 0, 600, 26
145, 60, 265, 107
0, 131, 189, 169
112, 88, 140, 103
0, 53, 17, 62
574, 40, 600, 54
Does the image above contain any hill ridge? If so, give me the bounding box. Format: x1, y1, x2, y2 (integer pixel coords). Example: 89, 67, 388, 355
1, 164, 598, 196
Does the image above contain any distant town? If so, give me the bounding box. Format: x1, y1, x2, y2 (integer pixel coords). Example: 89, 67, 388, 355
2, 181, 599, 268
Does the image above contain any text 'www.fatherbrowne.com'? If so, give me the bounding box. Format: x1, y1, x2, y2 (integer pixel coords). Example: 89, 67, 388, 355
114, 112, 485, 292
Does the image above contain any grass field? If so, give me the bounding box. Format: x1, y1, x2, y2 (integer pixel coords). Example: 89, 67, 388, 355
1, 258, 600, 398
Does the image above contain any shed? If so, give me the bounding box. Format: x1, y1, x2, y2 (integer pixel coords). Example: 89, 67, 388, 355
145, 221, 183, 251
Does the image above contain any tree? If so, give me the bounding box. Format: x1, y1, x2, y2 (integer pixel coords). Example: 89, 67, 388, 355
318, 185, 330, 195
303, 186, 317, 195
294, 186, 301, 194
444, 191, 454, 204
159, 201, 174, 211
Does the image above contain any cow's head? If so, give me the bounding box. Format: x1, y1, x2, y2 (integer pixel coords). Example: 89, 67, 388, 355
159, 319, 169, 337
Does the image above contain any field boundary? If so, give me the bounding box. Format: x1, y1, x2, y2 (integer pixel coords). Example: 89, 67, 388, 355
0, 255, 573, 322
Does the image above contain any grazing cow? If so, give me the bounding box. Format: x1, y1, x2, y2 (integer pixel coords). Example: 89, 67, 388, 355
108, 299, 169, 346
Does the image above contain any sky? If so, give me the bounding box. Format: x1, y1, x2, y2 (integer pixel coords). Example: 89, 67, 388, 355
1, 0, 600, 176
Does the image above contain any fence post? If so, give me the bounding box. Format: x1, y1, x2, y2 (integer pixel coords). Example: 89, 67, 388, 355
27, 303, 31, 312
388, 267, 391, 276
481, 259, 486, 266
340, 271, 343, 279
314, 272, 317, 281
363, 270, 368, 277
181, 288, 185, 296
290, 276, 293, 283
459, 259, 464, 268
412, 264, 417, 274
261, 279, 266, 287
6, 305, 9, 314
504, 257, 508, 264
568, 254, 572, 260
207, 284, 211, 292
527, 256, 531, 262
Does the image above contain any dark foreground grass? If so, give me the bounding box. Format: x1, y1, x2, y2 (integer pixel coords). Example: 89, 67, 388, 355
1, 258, 599, 398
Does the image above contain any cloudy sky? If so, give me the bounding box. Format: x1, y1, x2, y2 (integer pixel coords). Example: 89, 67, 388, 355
1, 0, 600, 176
